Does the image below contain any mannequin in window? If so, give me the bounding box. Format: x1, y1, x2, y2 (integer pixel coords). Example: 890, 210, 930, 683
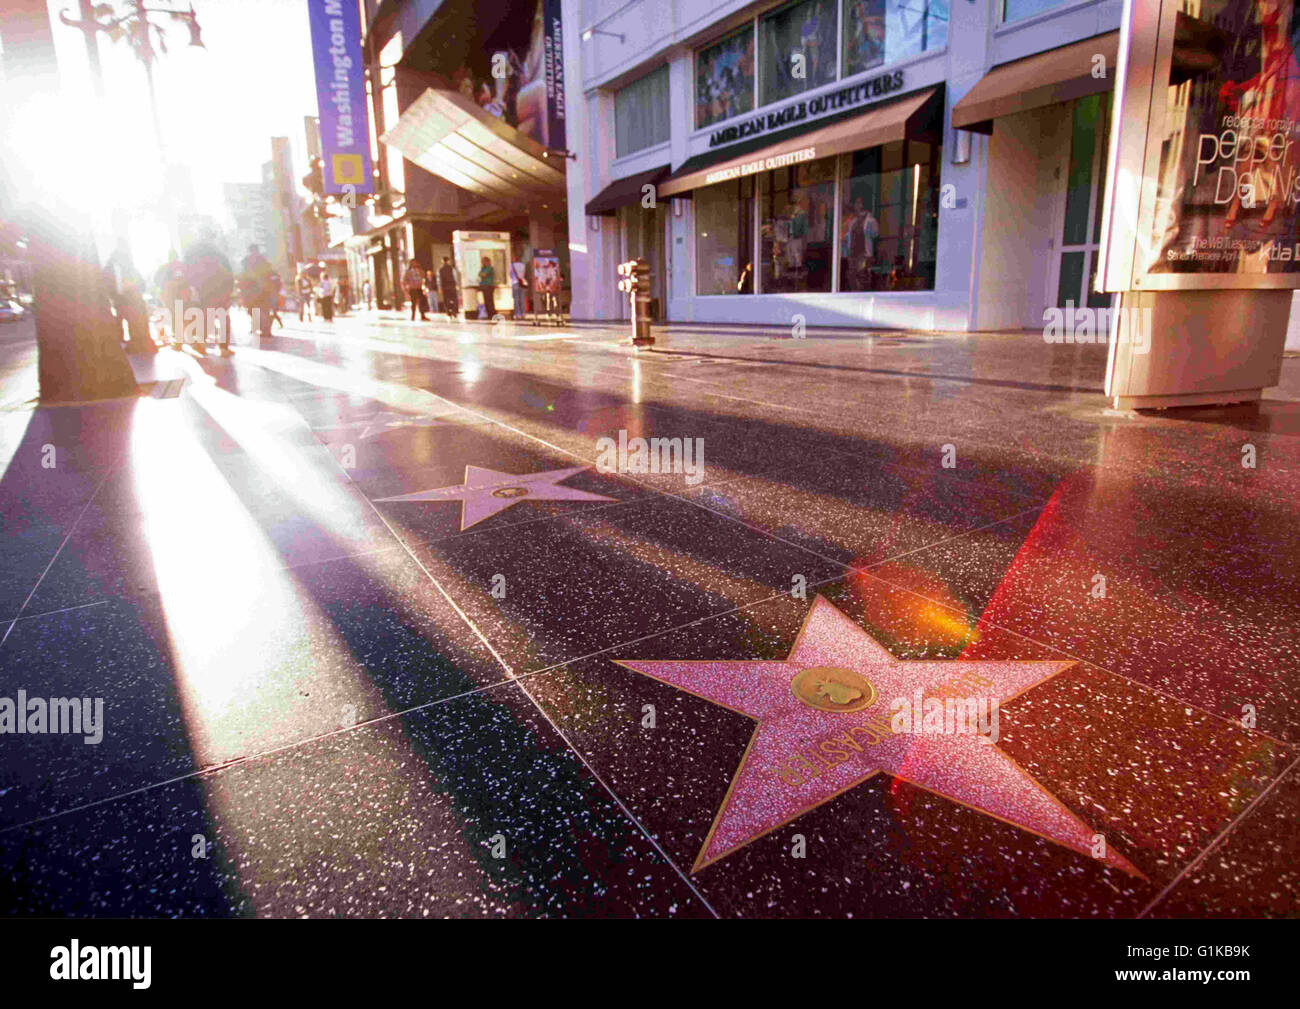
786, 191, 808, 270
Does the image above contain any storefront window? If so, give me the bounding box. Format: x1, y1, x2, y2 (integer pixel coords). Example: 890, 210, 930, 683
695, 28, 756, 129
696, 177, 756, 295
616, 66, 671, 157
843, 0, 948, 73
838, 139, 940, 291
759, 0, 839, 107
1001, 0, 1065, 23
759, 156, 836, 293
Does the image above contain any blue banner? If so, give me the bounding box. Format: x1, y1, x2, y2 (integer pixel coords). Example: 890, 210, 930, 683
542, 0, 566, 152
307, 0, 373, 195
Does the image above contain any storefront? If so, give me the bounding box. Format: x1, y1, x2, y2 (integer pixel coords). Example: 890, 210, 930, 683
567, 0, 1135, 332
585, 167, 671, 318
952, 31, 1120, 329
662, 87, 944, 302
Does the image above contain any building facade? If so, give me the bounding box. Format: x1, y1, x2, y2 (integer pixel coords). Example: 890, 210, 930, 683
354, 0, 571, 314
565, 0, 1124, 330
223, 182, 274, 269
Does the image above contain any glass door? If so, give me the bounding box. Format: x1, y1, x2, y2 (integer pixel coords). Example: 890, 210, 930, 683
1050, 93, 1115, 313
620, 203, 668, 319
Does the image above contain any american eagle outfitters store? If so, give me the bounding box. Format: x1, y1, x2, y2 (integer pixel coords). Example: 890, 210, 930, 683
659, 81, 946, 311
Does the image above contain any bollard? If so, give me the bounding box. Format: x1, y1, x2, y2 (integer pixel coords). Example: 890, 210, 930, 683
617, 258, 654, 346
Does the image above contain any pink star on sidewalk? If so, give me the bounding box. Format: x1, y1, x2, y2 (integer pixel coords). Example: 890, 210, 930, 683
617, 596, 1141, 876
375, 465, 616, 530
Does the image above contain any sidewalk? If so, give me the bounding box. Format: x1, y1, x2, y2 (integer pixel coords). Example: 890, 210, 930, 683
1, 315, 1297, 917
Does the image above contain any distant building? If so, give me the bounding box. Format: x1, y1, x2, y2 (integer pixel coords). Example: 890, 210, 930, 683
300, 117, 330, 264
223, 182, 274, 267
265, 137, 302, 278
357, 0, 566, 310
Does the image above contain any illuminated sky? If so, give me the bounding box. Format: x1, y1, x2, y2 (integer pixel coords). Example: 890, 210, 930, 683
45, 0, 321, 225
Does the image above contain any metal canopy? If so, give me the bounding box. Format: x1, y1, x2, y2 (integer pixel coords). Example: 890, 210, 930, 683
381, 88, 567, 207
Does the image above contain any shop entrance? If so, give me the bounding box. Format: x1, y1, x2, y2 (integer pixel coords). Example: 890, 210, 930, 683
619, 202, 668, 320
1047, 93, 1115, 314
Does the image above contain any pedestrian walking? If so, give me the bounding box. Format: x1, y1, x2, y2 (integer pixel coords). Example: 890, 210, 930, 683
184, 236, 235, 354
477, 256, 496, 318
155, 250, 188, 347
510, 254, 528, 319
425, 270, 440, 315
404, 261, 427, 320
297, 272, 315, 321
239, 244, 275, 343
362, 278, 373, 310
106, 243, 154, 353
319, 274, 335, 321
438, 257, 459, 318
268, 272, 285, 330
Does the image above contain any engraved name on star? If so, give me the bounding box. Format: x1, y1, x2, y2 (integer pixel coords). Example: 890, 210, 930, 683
617, 596, 1141, 876
375, 465, 616, 530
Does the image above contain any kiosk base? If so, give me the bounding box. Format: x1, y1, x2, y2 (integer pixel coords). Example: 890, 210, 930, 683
1106, 288, 1290, 410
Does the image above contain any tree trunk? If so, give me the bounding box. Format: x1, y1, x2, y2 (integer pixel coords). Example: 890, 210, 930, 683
0, 0, 137, 403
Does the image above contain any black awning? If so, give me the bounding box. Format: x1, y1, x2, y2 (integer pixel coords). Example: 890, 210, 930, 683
659, 87, 942, 196
584, 165, 671, 216
952, 32, 1119, 134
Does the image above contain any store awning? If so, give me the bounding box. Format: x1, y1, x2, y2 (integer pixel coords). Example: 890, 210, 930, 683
952, 32, 1119, 134
658, 87, 940, 197
381, 88, 567, 206
585, 165, 671, 216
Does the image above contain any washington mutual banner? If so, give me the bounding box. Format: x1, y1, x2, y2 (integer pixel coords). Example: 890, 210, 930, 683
307, 0, 373, 195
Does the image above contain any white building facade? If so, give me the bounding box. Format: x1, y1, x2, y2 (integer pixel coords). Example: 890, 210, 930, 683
562, 0, 1124, 331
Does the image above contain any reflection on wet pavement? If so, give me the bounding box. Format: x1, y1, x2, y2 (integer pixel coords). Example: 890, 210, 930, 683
1, 315, 1296, 917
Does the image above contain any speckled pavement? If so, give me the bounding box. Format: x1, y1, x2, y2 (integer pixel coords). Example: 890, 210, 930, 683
1, 313, 1297, 918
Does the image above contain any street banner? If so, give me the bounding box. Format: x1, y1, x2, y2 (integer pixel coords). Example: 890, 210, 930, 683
542, 0, 567, 151
307, 0, 374, 195
1100, 0, 1300, 290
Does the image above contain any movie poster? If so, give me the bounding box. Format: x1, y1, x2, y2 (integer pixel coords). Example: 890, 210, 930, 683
842, 0, 888, 77
533, 250, 562, 295
1147, 0, 1300, 277
696, 28, 756, 129
460, 0, 565, 150
759, 0, 838, 104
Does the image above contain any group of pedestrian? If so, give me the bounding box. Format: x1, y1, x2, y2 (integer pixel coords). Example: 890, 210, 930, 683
147, 241, 282, 354
401, 257, 462, 319
295, 270, 343, 322
472, 253, 531, 320
153, 239, 237, 354
239, 244, 279, 341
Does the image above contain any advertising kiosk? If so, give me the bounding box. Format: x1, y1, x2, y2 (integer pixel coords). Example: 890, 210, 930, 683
452, 231, 513, 318
1099, 0, 1297, 408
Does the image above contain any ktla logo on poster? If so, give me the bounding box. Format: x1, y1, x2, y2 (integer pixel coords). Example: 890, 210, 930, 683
1195, 116, 1300, 209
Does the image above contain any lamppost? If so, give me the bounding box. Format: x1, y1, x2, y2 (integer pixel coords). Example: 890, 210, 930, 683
59, 1, 204, 245
60, 1, 203, 151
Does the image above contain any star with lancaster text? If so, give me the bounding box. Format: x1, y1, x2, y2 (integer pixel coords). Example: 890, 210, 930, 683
617, 596, 1142, 875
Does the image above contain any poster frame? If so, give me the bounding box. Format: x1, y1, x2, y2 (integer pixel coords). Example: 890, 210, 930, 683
1098, 0, 1300, 291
